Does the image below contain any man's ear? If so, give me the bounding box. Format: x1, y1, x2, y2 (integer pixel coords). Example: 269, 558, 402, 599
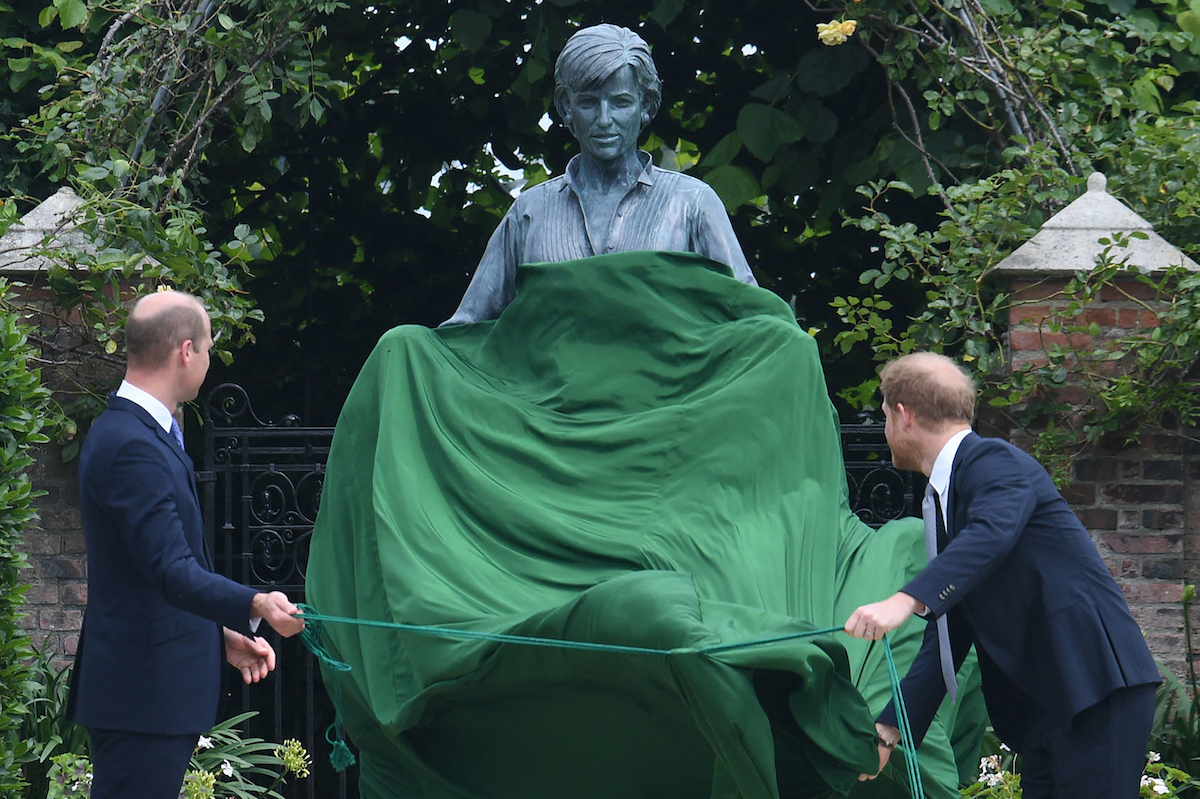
893, 402, 914, 430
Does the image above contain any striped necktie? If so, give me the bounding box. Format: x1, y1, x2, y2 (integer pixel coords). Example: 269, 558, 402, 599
923, 483, 959, 702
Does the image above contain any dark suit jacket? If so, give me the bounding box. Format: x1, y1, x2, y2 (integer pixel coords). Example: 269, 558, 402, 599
879, 432, 1159, 750
67, 395, 259, 735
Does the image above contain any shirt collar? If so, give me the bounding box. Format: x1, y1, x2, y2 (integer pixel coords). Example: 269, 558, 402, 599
116, 380, 175, 433
928, 428, 972, 499
561, 150, 655, 192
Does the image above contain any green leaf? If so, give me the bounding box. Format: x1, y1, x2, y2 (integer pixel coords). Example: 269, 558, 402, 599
77, 166, 110, 181
37, 5, 57, 27
649, 0, 685, 28
737, 103, 804, 162
53, 0, 87, 29
449, 9, 492, 52
702, 165, 761, 211
700, 133, 742, 168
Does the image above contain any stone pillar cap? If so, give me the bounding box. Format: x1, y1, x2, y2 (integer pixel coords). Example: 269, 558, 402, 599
0, 187, 88, 273
994, 172, 1199, 275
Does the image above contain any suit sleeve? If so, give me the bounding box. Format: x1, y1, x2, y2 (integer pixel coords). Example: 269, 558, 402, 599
102, 436, 258, 633
902, 441, 1037, 618
879, 607, 974, 747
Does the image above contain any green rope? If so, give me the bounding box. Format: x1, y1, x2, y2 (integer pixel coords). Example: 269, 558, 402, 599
296, 604, 924, 796
882, 636, 924, 797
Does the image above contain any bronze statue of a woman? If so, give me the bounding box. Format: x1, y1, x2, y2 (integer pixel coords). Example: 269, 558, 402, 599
443, 24, 756, 326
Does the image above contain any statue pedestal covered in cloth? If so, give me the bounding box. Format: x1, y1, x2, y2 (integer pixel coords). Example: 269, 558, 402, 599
309, 253, 983, 798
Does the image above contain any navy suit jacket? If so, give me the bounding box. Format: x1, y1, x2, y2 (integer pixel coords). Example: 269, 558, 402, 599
879, 432, 1159, 750
67, 395, 258, 735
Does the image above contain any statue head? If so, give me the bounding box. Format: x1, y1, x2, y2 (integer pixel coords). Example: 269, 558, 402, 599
553, 24, 662, 139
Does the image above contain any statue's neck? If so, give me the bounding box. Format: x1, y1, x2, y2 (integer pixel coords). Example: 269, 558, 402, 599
569, 151, 648, 255
572, 151, 644, 194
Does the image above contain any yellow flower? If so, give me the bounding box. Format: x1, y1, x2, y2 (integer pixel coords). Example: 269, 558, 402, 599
817, 19, 858, 46
276, 738, 312, 779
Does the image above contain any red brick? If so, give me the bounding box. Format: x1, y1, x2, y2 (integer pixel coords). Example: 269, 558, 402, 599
1010, 278, 1072, 301
1076, 459, 1116, 481
42, 557, 85, 580
1120, 582, 1183, 603
39, 610, 83, 631
22, 583, 58, 605
1077, 307, 1117, 327
1117, 559, 1140, 578
1100, 534, 1181, 554
1142, 559, 1185, 580
61, 583, 87, 606
1143, 510, 1183, 529
18, 533, 60, 556
1102, 483, 1183, 503
1060, 482, 1095, 504
1144, 461, 1184, 480
1100, 280, 1163, 301
38, 508, 81, 530
1009, 330, 1095, 352
1076, 507, 1118, 529
61, 534, 86, 554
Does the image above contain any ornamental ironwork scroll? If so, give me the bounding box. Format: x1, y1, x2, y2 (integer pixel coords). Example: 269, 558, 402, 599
200, 383, 330, 593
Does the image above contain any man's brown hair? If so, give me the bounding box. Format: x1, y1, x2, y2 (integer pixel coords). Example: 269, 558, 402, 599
879, 352, 976, 426
124, 292, 207, 370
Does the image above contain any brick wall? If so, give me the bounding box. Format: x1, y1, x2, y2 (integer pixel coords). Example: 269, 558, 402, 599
1008, 274, 1194, 678
20, 443, 86, 666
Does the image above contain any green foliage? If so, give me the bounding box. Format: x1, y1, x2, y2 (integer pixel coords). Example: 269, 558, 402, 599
187, 712, 310, 799
6, 648, 88, 799
0, 0, 342, 418
830, 1, 1200, 475
0, 281, 66, 798
43, 753, 90, 799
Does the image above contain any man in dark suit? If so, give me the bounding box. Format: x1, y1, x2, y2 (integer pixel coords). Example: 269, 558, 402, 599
67, 290, 306, 799
843, 352, 1159, 797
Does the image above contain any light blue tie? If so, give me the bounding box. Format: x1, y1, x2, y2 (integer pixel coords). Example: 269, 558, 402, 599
169, 417, 184, 449
923, 483, 959, 702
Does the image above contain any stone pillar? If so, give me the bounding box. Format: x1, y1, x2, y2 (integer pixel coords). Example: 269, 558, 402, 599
997, 173, 1199, 677
1, 188, 118, 662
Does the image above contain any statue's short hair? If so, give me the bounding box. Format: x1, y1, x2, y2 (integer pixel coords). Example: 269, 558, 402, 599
125, 292, 208, 370
553, 24, 662, 124
879, 352, 976, 427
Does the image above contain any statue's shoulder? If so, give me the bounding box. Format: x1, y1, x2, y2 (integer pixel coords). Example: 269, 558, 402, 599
648, 165, 716, 197
505, 173, 568, 215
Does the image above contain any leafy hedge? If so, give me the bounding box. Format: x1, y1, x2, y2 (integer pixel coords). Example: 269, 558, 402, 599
0, 279, 64, 797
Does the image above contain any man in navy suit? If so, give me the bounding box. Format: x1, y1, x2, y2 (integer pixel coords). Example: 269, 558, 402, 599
67, 290, 307, 799
844, 352, 1159, 798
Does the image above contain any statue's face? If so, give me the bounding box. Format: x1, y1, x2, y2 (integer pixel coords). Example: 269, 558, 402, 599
564, 65, 645, 164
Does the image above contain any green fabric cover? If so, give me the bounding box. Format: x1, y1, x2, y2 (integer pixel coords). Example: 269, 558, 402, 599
307, 251, 981, 798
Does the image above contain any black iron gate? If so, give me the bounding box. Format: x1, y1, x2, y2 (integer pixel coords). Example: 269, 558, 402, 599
198, 384, 918, 799
199, 383, 351, 799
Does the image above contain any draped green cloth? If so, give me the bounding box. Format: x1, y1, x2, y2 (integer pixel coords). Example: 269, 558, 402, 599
307, 251, 982, 798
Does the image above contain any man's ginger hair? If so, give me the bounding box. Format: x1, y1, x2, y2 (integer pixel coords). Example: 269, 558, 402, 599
879, 352, 976, 427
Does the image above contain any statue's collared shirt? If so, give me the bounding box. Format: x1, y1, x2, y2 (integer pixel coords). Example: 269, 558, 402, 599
443, 151, 756, 325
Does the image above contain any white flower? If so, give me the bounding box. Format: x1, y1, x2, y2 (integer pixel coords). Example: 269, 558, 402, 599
1148, 751, 1162, 763
221, 760, 235, 777
197, 735, 214, 750
1149, 776, 1170, 795
999, 743, 1011, 752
